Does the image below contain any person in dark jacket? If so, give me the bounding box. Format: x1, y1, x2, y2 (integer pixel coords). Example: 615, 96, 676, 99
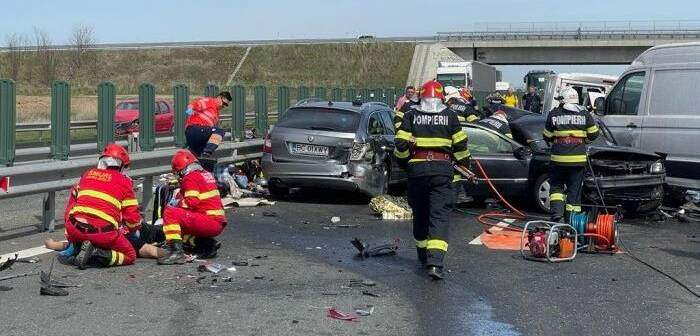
522, 85, 542, 113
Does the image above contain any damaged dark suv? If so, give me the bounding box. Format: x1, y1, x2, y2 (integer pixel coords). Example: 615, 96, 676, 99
460, 110, 666, 213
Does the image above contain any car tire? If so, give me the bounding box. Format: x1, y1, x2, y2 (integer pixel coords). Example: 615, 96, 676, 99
268, 183, 289, 199
532, 173, 553, 214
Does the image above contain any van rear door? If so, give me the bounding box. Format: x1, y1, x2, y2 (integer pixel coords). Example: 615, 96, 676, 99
600, 71, 647, 147
641, 67, 700, 188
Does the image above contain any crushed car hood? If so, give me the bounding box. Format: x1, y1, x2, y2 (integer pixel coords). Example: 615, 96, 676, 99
587, 145, 660, 161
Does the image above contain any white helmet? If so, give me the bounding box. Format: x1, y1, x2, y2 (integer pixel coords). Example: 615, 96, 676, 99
444, 86, 461, 101
557, 86, 579, 105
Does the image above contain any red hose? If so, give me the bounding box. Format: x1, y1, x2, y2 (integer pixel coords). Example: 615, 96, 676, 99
472, 160, 528, 233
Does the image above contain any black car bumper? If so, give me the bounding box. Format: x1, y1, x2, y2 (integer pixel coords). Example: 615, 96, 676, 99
584, 174, 665, 202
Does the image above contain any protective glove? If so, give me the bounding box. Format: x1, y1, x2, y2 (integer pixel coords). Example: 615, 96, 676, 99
184, 107, 193, 116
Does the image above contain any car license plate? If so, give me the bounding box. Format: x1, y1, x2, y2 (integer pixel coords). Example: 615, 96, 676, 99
290, 143, 329, 156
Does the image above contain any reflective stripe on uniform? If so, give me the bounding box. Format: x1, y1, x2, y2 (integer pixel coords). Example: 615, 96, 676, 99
184, 190, 200, 198
394, 149, 410, 159
415, 137, 452, 147
550, 193, 565, 202
551, 154, 587, 163
197, 189, 219, 200
587, 125, 599, 134
566, 204, 582, 212
395, 122, 402, 128
457, 116, 466, 122
69, 206, 118, 227
396, 130, 412, 141
206, 209, 225, 217
543, 129, 554, 138
163, 224, 182, 241
122, 199, 138, 207
77, 190, 121, 209
426, 239, 448, 252
466, 115, 479, 123
110, 251, 117, 265
553, 130, 586, 137
452, 174, 462, 182
415, 239, 428, 248
395, 111, 404, 118
452, 130, 468, 143
454, 149, 471, 161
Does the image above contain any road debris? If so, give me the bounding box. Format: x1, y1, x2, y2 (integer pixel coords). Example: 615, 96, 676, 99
0, 285, 11, 291
327, 308, 360, 322
355, 305, 375, 316
40, 271, 80, 288
351, 238, 399, 258
362, 290, 381, 298
331, 216, 341, 223
348, 279, 377, 288
254, 275, 265, 280
0, 254, 17, 272
40, 259, 69, 296
369, 195, 412, 220
198, 263, 236, 274
263, 211, 278, 217
0, 271, 39, 282
232, 261, 249, 267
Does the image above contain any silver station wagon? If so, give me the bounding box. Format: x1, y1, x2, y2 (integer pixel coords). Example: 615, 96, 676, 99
261, 100, 406, 197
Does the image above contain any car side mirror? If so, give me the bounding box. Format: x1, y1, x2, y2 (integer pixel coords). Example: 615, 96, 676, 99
514, 146, 532, 160
593, 97, 606, 116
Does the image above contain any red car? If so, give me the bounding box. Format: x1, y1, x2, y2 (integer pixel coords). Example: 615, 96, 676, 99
114, 98, 174, 136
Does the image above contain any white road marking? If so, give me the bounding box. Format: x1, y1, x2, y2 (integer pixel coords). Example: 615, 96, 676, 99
0, 242, 66, 262
469, 218, 516, 245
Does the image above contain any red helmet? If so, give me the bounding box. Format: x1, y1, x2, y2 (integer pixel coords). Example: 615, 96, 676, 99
459, 88, 472, 100
172, 149, 198, 173
420, 80, 445, 100
101, 143, 130, 167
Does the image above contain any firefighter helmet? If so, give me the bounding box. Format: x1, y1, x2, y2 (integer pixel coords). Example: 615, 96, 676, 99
444, 86, 460, 101
556, 86, 579, 105
459, 88, 472, 100
172, 149, 198, 173
100, 143, 130, 168
420, 80, 445, 100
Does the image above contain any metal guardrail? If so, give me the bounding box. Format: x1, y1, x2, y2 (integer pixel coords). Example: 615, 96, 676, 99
0, 140, 263, 231
437, 20, 700, 41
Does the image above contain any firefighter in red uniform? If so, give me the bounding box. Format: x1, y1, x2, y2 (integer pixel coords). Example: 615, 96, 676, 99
66, 144, 142, 269
158, 149, 227, 264
185, 91, 232, 158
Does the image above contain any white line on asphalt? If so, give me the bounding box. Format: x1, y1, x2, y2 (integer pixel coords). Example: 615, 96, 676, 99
468, 218, 516, 245
0, 244, 63, 262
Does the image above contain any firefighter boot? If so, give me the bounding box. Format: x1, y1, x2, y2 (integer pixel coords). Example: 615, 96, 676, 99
416, 247, 427, 266
427, 266, 445, 281
158, 241, 186, 265
75, 241, 113, 269
194, 237, 222, 259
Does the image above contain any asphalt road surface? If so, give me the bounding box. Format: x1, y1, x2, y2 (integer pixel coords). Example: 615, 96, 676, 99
0, 189, 698, 336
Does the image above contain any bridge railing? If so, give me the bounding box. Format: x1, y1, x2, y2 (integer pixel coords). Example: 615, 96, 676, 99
437, 20, 700, 41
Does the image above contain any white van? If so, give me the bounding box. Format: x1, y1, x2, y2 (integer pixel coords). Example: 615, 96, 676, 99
542, 73, 618, 113
594, 42, 700, 193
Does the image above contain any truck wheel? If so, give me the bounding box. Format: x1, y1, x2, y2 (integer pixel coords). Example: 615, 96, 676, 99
532, 173, 553, 214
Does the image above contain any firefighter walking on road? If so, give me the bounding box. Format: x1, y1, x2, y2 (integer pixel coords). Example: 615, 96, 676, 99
394, 80, 471, 280
185, 91, 232, 159
543, 87, 599, 222
158, 149, 227, 264
66, 144, 142, 269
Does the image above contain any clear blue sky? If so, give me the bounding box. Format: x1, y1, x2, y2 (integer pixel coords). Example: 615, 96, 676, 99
1, 0, 698, 85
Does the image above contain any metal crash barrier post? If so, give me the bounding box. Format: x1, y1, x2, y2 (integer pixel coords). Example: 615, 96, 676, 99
0, 79, 16, 166
50, 81, 71, 160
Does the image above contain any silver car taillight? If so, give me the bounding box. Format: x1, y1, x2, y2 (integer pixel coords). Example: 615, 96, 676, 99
349, 142, 370, 161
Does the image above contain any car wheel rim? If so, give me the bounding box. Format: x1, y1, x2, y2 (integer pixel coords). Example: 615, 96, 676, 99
538, 179, 550, 211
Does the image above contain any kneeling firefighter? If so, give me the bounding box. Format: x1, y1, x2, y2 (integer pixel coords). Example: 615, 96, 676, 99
394, 80, 471, 280
158, 149, 226, 264
543, 87, 599, 222
66, 144, 142, 269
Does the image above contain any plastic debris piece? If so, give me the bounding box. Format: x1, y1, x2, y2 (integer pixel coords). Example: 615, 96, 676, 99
222, 277, 233, 282
321, 292, 339, 296
351, 238, 399, 258
369, 195, 412, 220
254, 255, 268, 259
232, 261, 249, 266
361, 280, 376, 287
184, 254, 198, 263
263, 211, 278, 217
362, 290, 380, 298
254, 275, 265, 280
17, 256, 40, 264
198, 263, 226, 274
331, 217, 341, 223
355, 306, 375, 316
227, 266, 237, 272
0, 286, 12, 291
0, 254, 17, 272
40, 286, 68, 296
327, 308, 360, 322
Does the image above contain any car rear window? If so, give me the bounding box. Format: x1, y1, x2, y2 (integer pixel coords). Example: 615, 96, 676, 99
276, 108, 360, 133
117, 102, 139, 110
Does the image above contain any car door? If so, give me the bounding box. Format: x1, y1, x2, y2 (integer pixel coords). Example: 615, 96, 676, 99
640, 67, 700, 188
365, 111, 391, 194
600, 71, 647, 147
377, 108, 407, 182
461, 125, 530, 198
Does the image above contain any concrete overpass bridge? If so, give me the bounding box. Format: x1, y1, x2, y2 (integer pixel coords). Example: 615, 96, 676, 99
408, 20, 700, 86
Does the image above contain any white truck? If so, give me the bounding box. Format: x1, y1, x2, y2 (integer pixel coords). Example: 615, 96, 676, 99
541, 73, 618, 113
436, 61, 496, 93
